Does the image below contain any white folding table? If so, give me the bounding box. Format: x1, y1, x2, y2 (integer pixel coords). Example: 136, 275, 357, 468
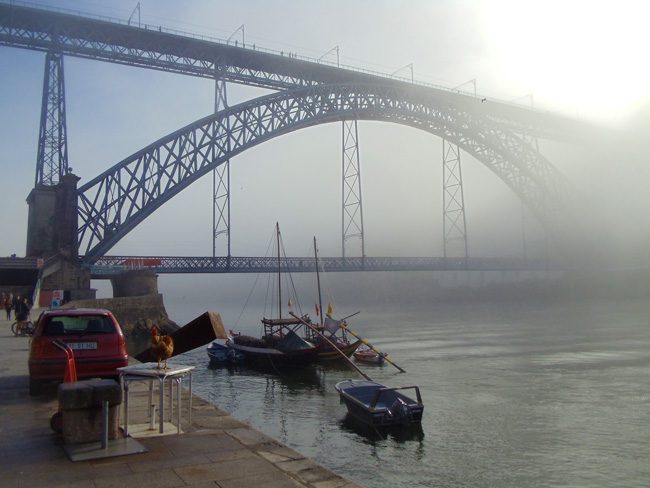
118, 363, 194, 436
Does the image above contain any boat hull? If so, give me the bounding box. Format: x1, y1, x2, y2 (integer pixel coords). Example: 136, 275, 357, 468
335, 380, 424, 427
353, 350, 385, 364
227, 338, 318, 368
207, 342, 244, 364
316, 339, 362, 361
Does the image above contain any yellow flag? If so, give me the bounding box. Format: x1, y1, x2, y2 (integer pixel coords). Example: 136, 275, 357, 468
326, 303, 333, 317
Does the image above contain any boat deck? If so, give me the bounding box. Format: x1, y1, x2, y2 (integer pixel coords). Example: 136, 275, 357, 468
345, 385, 403, 409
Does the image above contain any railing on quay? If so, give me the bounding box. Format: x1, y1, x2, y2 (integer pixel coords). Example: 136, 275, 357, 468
85, 255, 557, 278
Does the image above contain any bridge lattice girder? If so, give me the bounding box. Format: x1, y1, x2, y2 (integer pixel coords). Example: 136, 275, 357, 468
0, 2, 386, 90
77, 83, 568, 259
89, 255, 555, 277
0, 2, 588, 141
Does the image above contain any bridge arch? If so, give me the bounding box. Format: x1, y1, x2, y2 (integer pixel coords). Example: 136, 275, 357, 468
78, 83, 567, 258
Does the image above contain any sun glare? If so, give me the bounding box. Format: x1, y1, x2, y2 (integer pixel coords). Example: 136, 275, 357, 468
481, 0, 650, 120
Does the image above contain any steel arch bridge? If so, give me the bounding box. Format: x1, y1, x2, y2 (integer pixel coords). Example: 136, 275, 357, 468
78, 82, 565, 260
0, 1, 588, 269
0, 1, 583, 141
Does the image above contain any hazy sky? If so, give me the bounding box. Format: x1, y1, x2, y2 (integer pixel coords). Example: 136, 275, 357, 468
1, 0, 649, 262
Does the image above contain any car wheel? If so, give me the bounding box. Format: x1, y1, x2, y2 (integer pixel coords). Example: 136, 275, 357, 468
29, 378, 42, 396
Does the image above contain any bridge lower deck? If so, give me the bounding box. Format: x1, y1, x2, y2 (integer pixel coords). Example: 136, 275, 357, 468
87, 255, 558, 278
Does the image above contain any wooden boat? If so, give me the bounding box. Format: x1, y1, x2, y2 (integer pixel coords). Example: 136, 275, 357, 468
305, 319, 362, 361
335, 379, 424, 427
227, 224, 318, 368
353, 348, 387, 365
227, 327, 318, 367
206, 341, 244, 364
307, 237, 361, 361
315, 338, 362, 360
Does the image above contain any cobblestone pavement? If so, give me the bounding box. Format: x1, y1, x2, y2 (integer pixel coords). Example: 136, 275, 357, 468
0, 312, 358, 488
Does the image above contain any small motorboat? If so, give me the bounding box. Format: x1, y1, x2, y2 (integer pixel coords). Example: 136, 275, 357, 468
353, 347, 386, 365
335, 379, 424, 427
207, 341, 244, 365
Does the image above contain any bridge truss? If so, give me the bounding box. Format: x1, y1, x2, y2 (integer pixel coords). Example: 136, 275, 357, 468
35, 51, 68, 185
0, 3, 584, 137
88, 255, 555, 278
76, 83, 567, 260
0, 2, 582, 265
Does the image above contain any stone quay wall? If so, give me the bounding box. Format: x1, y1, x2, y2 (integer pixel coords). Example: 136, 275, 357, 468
64, 294, 179, 338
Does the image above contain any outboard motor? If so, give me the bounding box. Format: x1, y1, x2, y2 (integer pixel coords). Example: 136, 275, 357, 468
388, 397, 410, 425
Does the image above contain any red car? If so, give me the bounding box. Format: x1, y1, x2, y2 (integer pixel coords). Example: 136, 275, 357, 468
28, 308, 129, 395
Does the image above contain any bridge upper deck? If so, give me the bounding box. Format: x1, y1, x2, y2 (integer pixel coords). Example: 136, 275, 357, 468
0, 1, 590, 141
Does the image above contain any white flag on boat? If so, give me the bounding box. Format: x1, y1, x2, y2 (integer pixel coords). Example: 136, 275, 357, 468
323, 317, 341, 333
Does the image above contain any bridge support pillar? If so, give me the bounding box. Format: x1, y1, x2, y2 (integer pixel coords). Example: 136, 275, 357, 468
110, 270, 159, 298
26, 172, 80, 259
212, 71, 231, 259
442, 139, 468, 259
342, 119, 365, 258
36, 51, 68, 186
25, 173, 94, 305
39, 259, 93, 305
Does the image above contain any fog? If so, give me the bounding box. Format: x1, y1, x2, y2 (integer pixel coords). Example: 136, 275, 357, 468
548, 106, 650, 268
1, 0, 649, 272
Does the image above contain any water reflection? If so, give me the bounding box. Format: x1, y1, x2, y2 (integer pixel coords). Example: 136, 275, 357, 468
154, 299, 650, 487
340, 414, 425, 444
207, 361, 324, 391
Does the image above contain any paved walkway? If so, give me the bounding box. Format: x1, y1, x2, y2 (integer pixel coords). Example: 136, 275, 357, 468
0, 313, 359, 488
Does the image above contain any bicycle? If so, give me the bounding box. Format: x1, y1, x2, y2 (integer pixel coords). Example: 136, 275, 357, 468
11, 319, 35, 336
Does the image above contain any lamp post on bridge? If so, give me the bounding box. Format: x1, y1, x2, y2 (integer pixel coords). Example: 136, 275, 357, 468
391, 63, 414, 83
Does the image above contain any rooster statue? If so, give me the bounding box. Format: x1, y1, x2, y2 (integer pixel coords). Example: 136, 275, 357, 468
150, 324, 174, 369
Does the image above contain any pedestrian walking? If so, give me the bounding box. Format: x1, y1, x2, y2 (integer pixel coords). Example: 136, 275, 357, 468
4, 293, 12, 320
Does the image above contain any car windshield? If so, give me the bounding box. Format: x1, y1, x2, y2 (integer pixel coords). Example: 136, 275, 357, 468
43, 315, 114, 336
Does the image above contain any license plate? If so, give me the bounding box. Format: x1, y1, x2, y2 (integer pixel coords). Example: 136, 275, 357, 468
67, 342, 97, 350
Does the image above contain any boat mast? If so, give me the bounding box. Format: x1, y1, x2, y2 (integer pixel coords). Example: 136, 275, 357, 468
314, 236, 324, 326
277, 222, 282, 319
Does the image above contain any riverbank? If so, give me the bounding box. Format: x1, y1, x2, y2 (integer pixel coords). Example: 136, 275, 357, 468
0, 312, 358, 487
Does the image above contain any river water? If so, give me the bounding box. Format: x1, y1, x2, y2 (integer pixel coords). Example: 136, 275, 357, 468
152, 273, 650, 487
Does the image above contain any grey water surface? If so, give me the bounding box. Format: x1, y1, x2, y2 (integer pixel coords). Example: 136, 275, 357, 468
164, 280, 649, 487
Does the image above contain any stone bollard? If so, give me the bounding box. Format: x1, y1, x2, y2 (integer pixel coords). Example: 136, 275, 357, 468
58, 378, 122, 445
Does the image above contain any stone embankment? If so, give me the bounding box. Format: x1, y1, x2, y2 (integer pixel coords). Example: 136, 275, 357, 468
63, 293, 179, 338
0, 313, 359, 487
